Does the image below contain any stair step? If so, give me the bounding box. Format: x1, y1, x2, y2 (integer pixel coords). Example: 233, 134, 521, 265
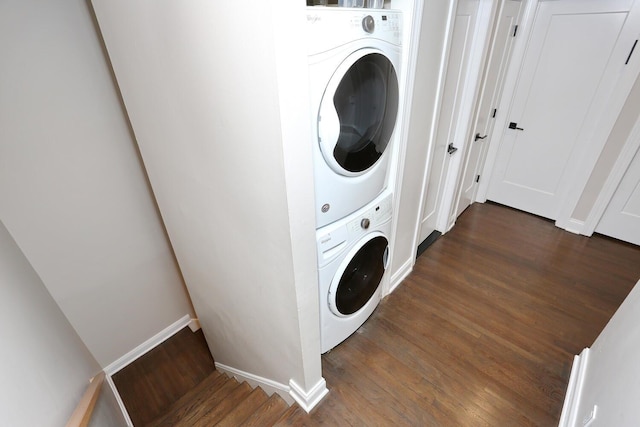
148, 370, 226, 427
169, 375, 241, 427
214, 387, 269, 426
144, 369, 302, 427
241, 393, 292, 427
273, 404, 309, 426
189, 380, 253, 426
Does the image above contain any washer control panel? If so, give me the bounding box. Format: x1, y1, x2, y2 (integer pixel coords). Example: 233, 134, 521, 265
346, 195, 392, 235
316, 192, 393, 268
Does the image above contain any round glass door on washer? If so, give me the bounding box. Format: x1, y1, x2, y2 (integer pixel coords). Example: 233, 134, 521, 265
329, 234, 389, 316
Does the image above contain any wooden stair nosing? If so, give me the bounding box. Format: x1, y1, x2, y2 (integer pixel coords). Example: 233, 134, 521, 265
168, 375, 241, 427
241, 393, 293, 427
212, 387, 270, 427
189, 381, 254, 426
147, 370, 225, 427
272, 404, 309, 426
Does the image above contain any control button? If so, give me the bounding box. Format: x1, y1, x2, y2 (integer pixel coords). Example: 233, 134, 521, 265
362, 15, 375, 33
361, 218, 371, 229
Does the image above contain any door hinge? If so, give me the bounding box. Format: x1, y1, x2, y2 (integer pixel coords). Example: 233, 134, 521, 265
492, 108, 497, 118
513, 25, 518, 37
475, 175, 480, 183
625, 39, 638, 65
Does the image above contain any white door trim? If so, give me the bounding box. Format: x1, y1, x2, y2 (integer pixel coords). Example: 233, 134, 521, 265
476, 0, 537, 203
436, 0, 497, 233
407, 0, 458, 247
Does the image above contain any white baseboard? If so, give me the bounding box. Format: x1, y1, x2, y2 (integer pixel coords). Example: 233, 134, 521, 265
214, 362, 328, 412
214, 362, 295, 405
559, 218, 585, 235
559, 347, 590, 427
103, 314, 193, 375
188, 317, 201, 332
289, 377, 329, 413
105, 372, 134, 427
386, 257, 413, 296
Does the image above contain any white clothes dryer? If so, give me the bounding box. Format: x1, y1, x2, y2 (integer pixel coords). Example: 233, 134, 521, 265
316, 190, 392, 353
306, 8, 402, 229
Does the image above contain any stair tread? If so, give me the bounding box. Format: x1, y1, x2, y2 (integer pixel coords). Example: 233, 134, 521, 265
273, 404, 309, 426
188, 381, 253, 426
148, 370, 226, 427
165, 375, 240, 427
241, 393, 292, 427
213, 387, 269, 426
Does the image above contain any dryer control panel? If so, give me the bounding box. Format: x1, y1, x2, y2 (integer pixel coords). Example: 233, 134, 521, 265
306, 8, 402, 55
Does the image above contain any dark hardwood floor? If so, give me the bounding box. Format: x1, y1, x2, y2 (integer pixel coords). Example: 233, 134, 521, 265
112, 328, 216, 426
114, 202, 640, 426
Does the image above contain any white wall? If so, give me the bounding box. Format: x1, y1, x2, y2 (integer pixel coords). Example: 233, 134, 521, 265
562, 280, 640, 426
0, 220, 126, 427
390, 0, 455, 283
572, 73, 640, 221
90, 0, 324, 404
0, 0, 195, 367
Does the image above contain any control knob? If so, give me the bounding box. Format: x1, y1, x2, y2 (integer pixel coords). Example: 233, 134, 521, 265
362, 15, 375, 33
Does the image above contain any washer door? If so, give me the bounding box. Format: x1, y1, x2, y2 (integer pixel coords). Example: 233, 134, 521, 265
318, 48, 399, 177
328, 232, 389, 317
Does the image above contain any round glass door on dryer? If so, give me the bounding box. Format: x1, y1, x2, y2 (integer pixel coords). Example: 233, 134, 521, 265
318, 50, 399, 177
307, 9, 402, 229
316, 191, 393, 353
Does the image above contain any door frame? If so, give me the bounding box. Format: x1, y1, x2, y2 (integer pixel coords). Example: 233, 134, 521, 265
451, 0, 525, 224
434, 0, 499, 233
476, 0, 536, 204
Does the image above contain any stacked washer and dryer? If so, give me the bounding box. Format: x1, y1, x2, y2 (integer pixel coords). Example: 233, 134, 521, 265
306, 7, 402, 353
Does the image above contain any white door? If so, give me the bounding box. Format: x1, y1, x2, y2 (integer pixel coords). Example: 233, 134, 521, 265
596, 145, 640, 246
455, 0, 524, 218
486, 0, 637, 220
418, 0, 480, 243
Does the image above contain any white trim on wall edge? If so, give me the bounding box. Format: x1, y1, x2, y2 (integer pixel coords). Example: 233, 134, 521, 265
214, 362, 294, 405
103, 314, 193, 375
558, 347, 590, 427
558, 218, 585, 235
105, 372, 134, 427
214, 363, 329, 412
386, 257, 413, 296
289, 378, 329, 413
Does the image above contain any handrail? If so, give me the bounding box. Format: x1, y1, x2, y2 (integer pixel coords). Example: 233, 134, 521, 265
66, 371, 106, 427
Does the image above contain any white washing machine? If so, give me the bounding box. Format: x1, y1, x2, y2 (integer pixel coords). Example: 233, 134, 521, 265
316, 190, 393, 353
306, 8, 402, 229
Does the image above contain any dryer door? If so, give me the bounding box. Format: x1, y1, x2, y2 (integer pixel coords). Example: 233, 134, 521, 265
318, 48, 399, 176
328, 232, 389, 317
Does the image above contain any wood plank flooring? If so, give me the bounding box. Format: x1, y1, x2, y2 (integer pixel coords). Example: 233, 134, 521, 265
112, 328, 216, 426
114, 202, 640, 426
